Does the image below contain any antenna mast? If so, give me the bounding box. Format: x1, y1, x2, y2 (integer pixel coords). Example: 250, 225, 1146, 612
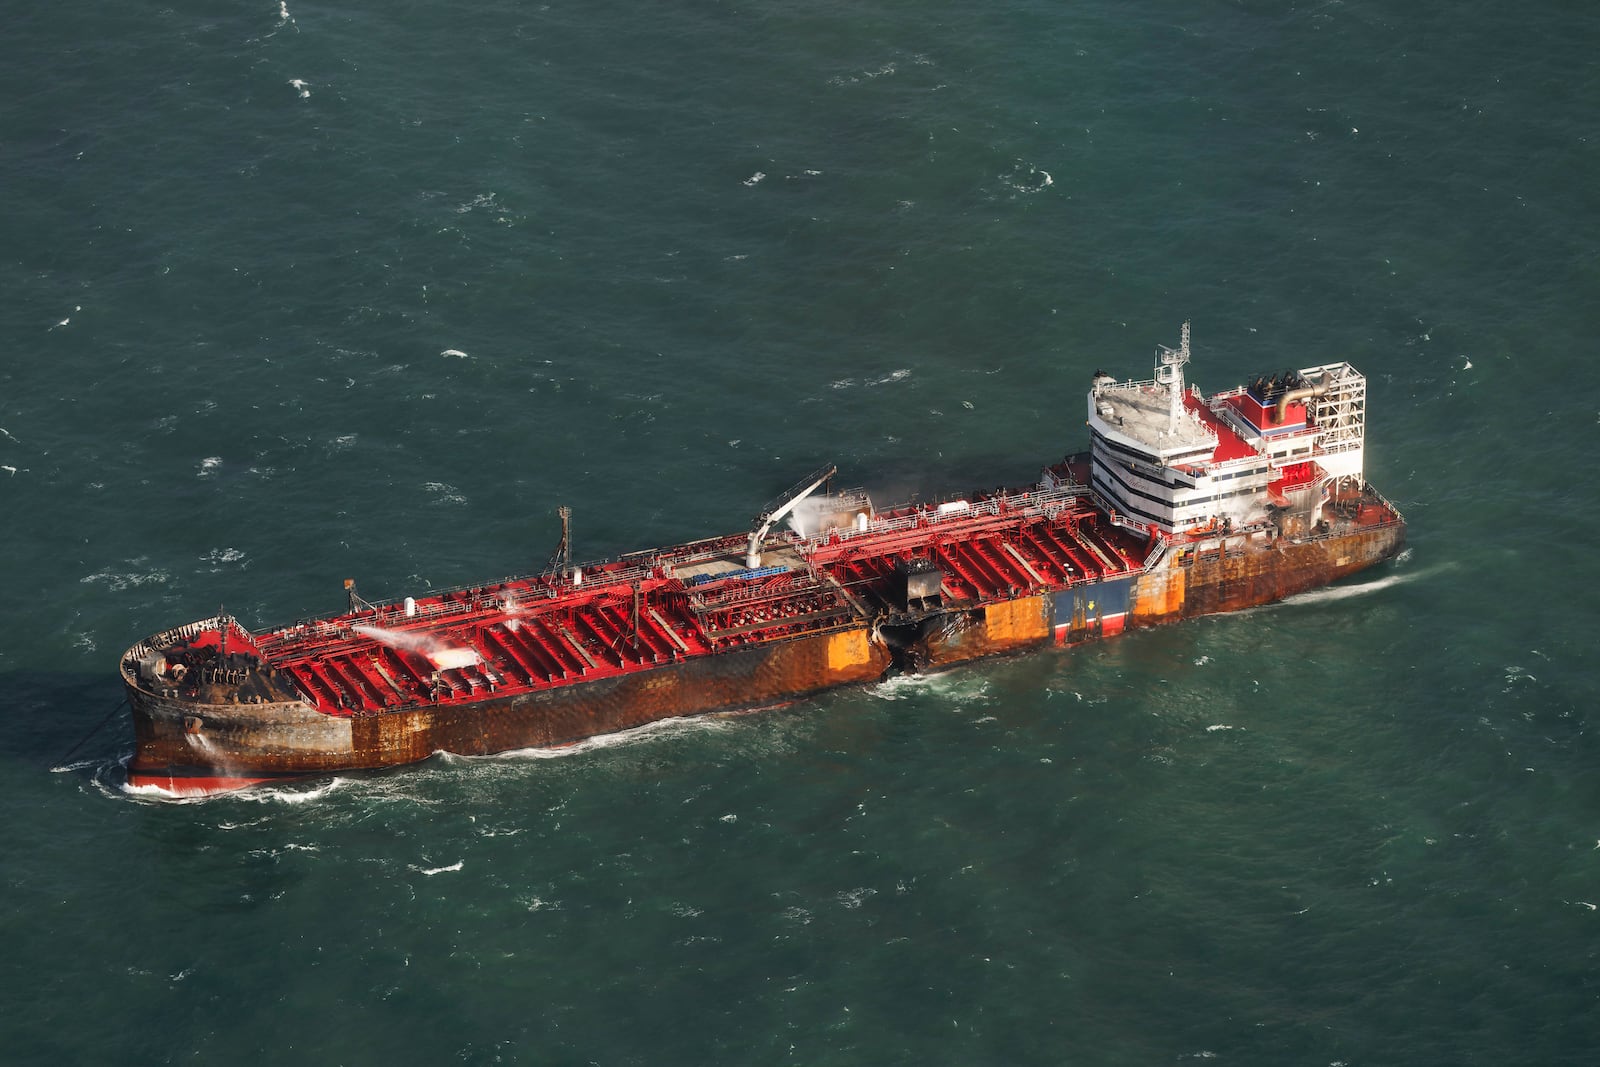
1155, 320, 1192, 434
545, 505, 572, 581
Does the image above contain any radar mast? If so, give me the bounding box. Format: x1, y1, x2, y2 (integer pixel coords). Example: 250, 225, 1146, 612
1154, 320, 1192, 435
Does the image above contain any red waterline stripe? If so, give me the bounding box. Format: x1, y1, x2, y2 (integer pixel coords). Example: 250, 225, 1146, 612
126, 770, 282, 797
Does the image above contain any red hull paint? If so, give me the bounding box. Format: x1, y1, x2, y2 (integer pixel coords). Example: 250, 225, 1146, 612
1051, 618, 1128, 644
126, 769, 280, 797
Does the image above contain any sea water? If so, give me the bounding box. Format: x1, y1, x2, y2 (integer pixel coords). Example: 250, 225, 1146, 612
4, 1, 1599, 1062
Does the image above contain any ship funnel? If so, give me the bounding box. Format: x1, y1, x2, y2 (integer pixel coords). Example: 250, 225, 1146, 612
1275, 372, 1331, 423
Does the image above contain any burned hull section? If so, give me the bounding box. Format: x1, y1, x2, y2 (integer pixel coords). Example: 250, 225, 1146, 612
126, 625, 891, 791
916, 595, 1054, 669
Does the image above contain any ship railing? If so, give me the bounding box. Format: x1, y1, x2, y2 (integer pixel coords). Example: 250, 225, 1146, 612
1082, 485, 1135, 529
551, 561, 659, 592
1312, 437, 1364, 457
140, 613, 259, 651
1138, 536, 1175, 573
1101, 376, 1163, 393
1369, 486, 1406, 525
688, 572, 822, 612
794, 482, 1092, 554
1319, 484, 1407, 534
262, 552, 681, 646
120, 642, 154, 676
1209, 403, 1264, 446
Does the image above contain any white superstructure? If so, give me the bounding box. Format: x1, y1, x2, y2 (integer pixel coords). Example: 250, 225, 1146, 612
1081, 324, 1368, 536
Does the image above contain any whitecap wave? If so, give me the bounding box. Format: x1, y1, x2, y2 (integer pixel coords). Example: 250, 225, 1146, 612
520, 895, 560, 912
422, 481, 467, 506
455, 192, 498, 214
411, 860, 463, 876
999, 160, 1053, 196
80, 560, 170, 592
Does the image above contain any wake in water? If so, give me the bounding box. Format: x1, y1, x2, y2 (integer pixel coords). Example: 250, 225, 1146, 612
1280, 571, 1410, 606
439, 713, 738, 765
1277, 550, 1432, 608
77, 751, 348, 806
868, 671, 991, 704
112, 771, 351, 806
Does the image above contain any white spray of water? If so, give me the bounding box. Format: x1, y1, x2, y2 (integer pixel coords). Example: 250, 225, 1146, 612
1279, 570, 1414, 607
787, 496, 833, 538
353, 624, 481, 670
869, 672, 991, 704
353, 624, 439, 654
427, 648, 482, 671
787, 494, 871, 539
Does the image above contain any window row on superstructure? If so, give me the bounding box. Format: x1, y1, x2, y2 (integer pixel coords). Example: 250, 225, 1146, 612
1089, 453, 1272, 529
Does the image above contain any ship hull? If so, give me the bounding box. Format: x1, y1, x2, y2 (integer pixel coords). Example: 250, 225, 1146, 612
123, 521, 1403, 794
126, 624, 893, 791
1130, 521, 1405, 623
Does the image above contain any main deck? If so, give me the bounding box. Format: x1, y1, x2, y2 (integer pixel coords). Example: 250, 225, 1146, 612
169, 481, 1154, 719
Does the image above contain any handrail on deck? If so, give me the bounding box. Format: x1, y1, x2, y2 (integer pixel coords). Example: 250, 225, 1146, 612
795, 482, 1091, 555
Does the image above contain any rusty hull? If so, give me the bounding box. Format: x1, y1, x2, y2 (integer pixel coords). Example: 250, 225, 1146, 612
124, 514, 1404, 789
1129, 521, 1406, 624
127, 624, 891, 783
918, 595, 1054, 669
914, 521, 1405, 666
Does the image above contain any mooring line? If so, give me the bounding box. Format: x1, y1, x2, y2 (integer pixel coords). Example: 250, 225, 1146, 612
54, 695, 129, 768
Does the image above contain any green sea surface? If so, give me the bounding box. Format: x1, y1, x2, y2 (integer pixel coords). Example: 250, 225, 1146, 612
4, 1, 1598, 1063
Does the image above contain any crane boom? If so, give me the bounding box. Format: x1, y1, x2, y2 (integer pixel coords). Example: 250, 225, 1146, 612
745, 464, 837, 569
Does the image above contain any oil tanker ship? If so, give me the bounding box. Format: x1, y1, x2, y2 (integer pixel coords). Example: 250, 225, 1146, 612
120, 326, 1405, 795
